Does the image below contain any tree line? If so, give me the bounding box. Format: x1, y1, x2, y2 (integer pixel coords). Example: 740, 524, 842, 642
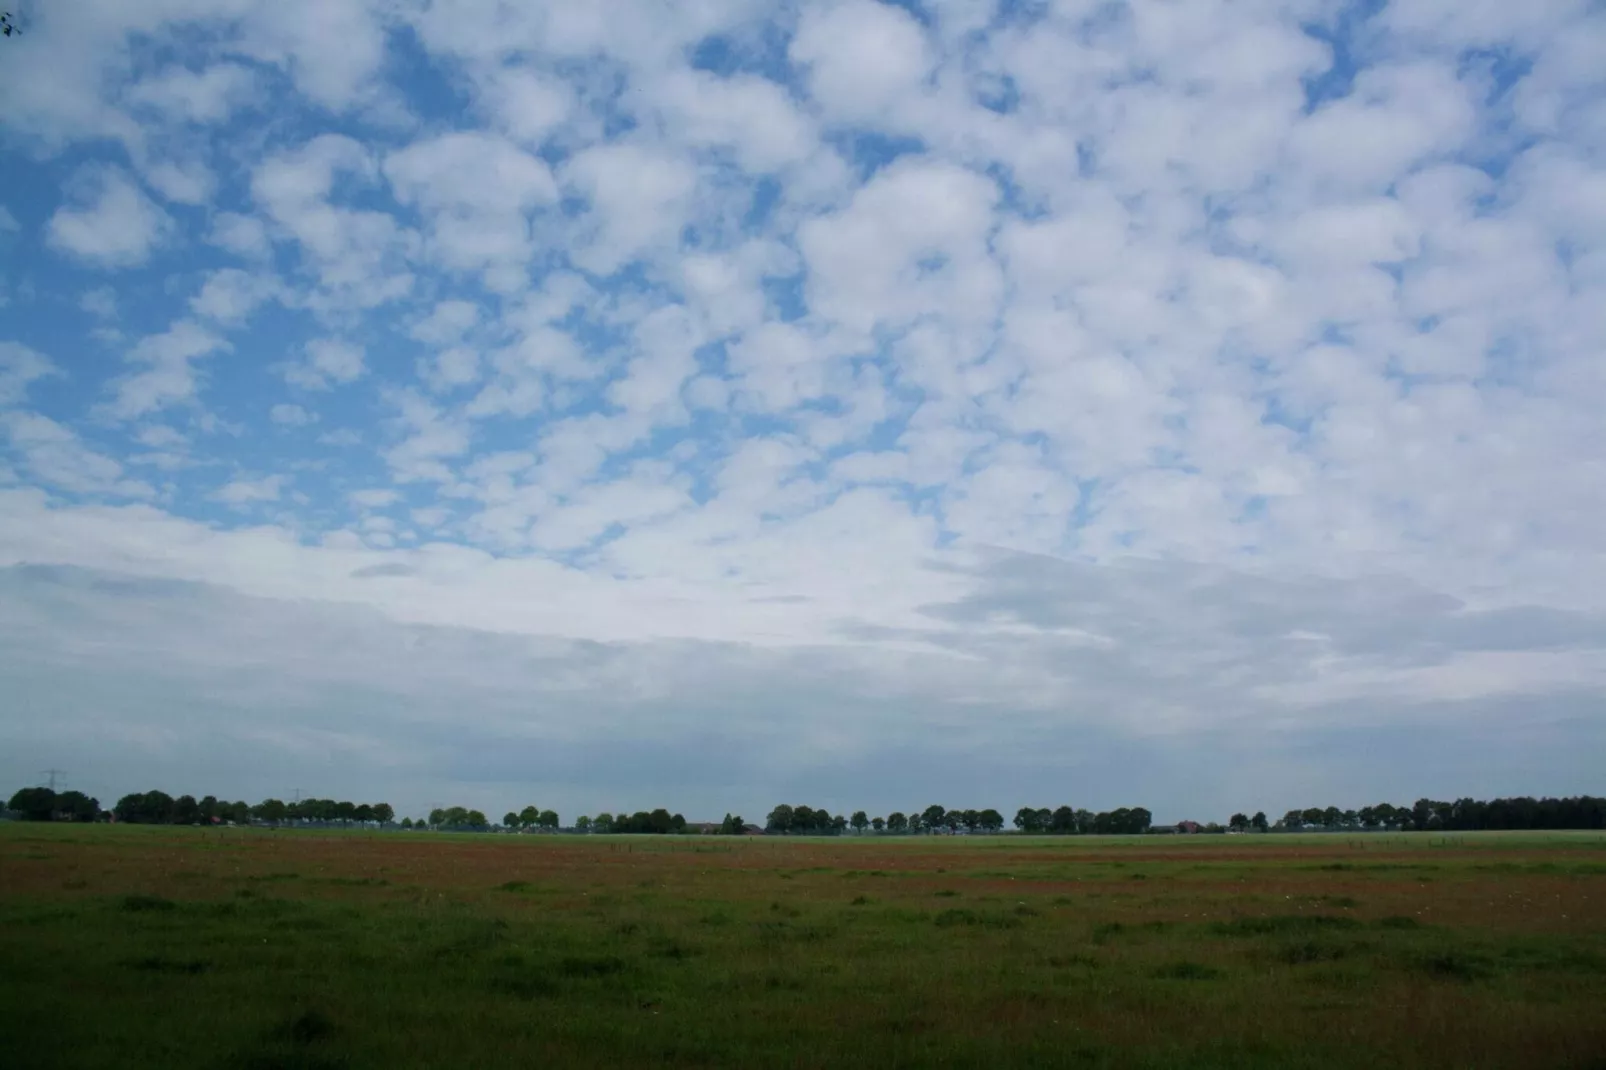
8, 788, 1602, 833
1266, 796, 1606, 832
1012, 806, 1155, 835
765, 804, 1010, 834
1, 788, 396, 826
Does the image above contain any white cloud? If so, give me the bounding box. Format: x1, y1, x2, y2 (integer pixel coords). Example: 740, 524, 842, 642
284, 338, 365, 390
105, 321, 229, 421
80, 288, 118, 320
125, 63, 259, 124
208, 212, 272, 259
1, 412, 151, 497
46, 167, 171, 268
190, 268, 281, 325
799, 158, 1000, 337
142, 158, 216, 206
646, 69, 818, 172
410, 300, 481, 345
350, 488, 400, 509
234, 0, 393, 112
384, 390, 470, 483
562, 144, 698, 275
0, 343, 60, 407
385, 132, 558, 285
253, 135, 415, 308
269, 403, 316, 427
213, 474, 285, 506
791, 0, 933, 127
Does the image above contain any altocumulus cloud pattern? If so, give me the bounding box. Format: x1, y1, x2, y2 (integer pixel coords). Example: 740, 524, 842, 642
1, 1, 1604, 820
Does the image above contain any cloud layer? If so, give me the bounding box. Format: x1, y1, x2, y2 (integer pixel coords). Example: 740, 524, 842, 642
1, 0, 1603, 817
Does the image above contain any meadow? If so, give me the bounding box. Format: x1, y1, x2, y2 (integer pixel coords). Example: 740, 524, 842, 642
1, 825, 1603, 1069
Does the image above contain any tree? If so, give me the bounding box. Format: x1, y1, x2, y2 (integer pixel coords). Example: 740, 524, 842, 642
719, 813, 745, 835
354, 804, 375, 824
575, 815, 592, 832
1014, 807, 1043, 833
886, 811, 907, 833
466, 810, 488, 828
503, 812, 519, 829
978, 809, 1004, 833
850, 810, 869, 833
57, 791, 100, 822
1050, 805, 1077, 834
538, 809, 559, 830
173, 795, 201, 825
766, 804, 795, 834
1229, 813, 1249, 832
831, 813, 848, 834
372, 803, 394, 825
871, 816, 885, 832
518, 805, 539, 828
1251, 811, 1268, 831
428, 808, 446, 827
921, 805, 946, 833
255, 799, 287, 825
8, 787, 57, 821
593, 812, 614, 833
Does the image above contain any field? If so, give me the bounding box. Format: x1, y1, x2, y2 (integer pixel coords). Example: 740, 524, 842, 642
2, 826, 1604, 1069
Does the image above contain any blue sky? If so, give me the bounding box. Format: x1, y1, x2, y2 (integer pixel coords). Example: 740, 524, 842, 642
1, 0, 1604, 821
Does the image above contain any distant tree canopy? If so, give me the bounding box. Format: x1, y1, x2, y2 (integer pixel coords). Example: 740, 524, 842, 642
763, 804, 1004, 835
10, 787, 1601, 835
1012, 806, 1152, 835
1276, 797, 1605, 832
607, 809, 686, 834
94, 792, 391, 826
6, 788, 99, 822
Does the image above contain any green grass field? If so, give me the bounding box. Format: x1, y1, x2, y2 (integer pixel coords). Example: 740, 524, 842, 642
2, 824, 1604, 1069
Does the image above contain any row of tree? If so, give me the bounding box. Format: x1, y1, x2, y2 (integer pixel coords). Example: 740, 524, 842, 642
10, 789, 1603, 833
765, 804, 1011, 834
1012, 806, 1155, 835
1, 789, 398, 827
591, 810, 688, 834
1267, 797, 1606, 832
6, 788, 101, 822
412, 809, 693, 834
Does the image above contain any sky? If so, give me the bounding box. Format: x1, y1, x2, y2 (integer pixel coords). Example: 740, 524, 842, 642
1, 0, 1604, 824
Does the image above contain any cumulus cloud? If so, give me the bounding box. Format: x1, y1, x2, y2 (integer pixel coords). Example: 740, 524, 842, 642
284, 339, 366, 390
0, 343, 60, 406
1, 415, 151, 498
213, 475, 285, 506
105, 321, 229, 421
269, 403, 316, 427
46, 167, 170, 268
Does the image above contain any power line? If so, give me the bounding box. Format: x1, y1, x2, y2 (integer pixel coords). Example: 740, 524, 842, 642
41, 769, 66, 792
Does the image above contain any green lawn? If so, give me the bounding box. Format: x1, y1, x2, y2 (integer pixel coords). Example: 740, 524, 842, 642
2, 824, 1603, 1069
